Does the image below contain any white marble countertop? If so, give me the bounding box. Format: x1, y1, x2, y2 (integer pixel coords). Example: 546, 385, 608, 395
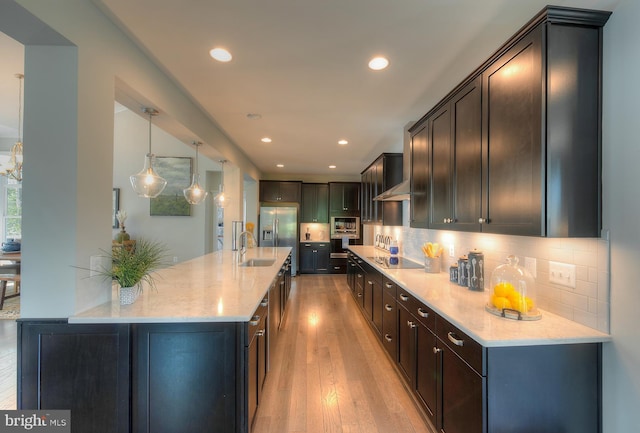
69, 247, 292, 324
349, 246, 611, 347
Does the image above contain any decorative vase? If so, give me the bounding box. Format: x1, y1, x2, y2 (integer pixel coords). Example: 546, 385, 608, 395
115, 225, 130, 243
119, 285, 139, 305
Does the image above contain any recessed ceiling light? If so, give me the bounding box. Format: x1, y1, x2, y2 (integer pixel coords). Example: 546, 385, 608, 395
246, 113, 262, 120
329, 165, 336, 169
368, 56, 389, 71
209, 47, 232, 62
276, 164, 284, 168
261, 137, 272, 143
338, 139, 348, 145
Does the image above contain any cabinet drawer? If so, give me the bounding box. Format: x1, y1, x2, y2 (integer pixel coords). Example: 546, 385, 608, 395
436, 315, 485, 375
410, 297, 435, 331
382, 276, 397, 298
248, 297, 269, 343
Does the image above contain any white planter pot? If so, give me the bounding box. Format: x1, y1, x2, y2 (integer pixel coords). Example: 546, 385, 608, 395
119, 285, 139, 305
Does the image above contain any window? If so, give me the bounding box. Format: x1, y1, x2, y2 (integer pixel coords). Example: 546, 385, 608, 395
3, 176, 21, 240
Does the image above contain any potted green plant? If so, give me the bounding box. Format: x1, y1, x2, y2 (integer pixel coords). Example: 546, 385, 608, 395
100, 238, 170, 305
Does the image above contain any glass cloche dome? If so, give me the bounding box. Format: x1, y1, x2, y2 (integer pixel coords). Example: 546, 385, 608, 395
485, 255, 541, 321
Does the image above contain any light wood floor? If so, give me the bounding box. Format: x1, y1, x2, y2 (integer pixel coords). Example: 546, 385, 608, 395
0, 318, 17, 410
253, 274, 432, 433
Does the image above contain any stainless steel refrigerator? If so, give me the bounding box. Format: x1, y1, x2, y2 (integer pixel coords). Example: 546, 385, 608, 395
259, 205, 298, 275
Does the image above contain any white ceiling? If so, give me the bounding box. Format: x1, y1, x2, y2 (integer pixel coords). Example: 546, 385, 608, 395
0, 0, 621, 178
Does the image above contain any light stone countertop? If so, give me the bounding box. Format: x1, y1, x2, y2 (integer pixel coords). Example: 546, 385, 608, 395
69, 247, 292, 324
349, 246, 611, 348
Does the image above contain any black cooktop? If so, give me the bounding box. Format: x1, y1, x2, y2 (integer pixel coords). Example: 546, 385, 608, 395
367, 256, 423, 269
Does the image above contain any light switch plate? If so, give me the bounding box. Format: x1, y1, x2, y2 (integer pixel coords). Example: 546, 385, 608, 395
549, 261, 576, 288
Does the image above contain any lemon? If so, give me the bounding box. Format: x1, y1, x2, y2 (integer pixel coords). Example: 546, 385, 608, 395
492, 295, 512, 310
509, 293, 528, 313
493, 281, 516, 298
525, 296, 535, 311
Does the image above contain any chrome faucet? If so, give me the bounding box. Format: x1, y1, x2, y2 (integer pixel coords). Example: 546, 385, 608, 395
238, 231, 258, 263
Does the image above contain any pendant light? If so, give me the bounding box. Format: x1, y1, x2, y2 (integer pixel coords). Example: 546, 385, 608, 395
183, 141, 208, 205
214, 160, 227, 208
3, 73, 24, 181
129, 107, 167, 198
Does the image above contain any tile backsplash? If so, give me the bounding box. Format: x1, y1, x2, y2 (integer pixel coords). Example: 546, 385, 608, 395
363, 223, 610, 333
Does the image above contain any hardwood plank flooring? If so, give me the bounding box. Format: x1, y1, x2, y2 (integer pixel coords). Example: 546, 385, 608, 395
253, 274, 432, 433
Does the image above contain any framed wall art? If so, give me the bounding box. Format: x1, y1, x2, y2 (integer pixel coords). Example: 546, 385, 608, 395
150, 156, 192, 216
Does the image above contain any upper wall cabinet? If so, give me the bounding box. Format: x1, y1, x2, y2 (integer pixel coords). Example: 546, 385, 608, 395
301, 183, 329, 223
361, 153, 402, 226
259, 181, 302, 203
410, 6, 610, 237
329, 182, 360, 217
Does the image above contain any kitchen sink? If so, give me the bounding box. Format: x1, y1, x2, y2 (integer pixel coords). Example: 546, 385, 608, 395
240, 258, 276, 267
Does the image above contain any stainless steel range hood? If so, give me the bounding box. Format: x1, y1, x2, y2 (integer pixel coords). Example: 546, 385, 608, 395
373, 121, 414, 202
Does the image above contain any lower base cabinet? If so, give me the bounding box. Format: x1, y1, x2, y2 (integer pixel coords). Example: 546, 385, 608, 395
347, 252, 603, 433
18, 305, 278, 433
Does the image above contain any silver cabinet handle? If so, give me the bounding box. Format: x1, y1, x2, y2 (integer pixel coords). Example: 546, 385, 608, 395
478, 217, 487, 224
357, 274, 363, 278
256, 330, 265, 337
385, 304, 393, 312
385, 282, 394, 289
433, 347, 442, 354
249, 316, 260, 326
447, 332, 464, 346
384, 334, 393, 342
368, 280, 374, 285
417, 307, 429, 318
407, 320, 417, 329
399, 294, 409, 302
357, 292, 363, 298
260, 299, 268, 307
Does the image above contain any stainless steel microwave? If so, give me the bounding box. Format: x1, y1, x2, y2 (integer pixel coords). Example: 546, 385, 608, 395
330, 216, 360, 239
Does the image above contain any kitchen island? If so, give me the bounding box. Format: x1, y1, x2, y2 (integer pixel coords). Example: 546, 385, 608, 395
347, 246, 610, 433
18, 247, 292, 433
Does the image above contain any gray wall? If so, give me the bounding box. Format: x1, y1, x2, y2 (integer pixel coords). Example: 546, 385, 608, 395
602, 0, 640, 430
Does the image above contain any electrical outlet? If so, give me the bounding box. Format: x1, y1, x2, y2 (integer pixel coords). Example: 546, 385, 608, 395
449, 244, 455, 257
549, 261, 576, 288
173, 256, 179, 264
525, 257, 537, 278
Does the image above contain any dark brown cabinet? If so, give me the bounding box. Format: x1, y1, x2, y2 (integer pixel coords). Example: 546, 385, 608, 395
259, 180, 301, 203
363, 264, 383, 336
381, 277, 398, 361
329, 182, 360, 216
301, 183, 328, 223
428, 77, 482, 232
361, 153, 403, 225
248, 298, 268, 430
299, 242, 329, 274
18, 320, 131, 433
409, 6, 609, 237
410, 123, 429, 228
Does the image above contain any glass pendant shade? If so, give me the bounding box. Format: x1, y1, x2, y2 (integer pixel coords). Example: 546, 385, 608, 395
214, 159, 227, 208
130, 107, 166, 198
130, 153, 167, 198
183, 142, 208, 205
214, 184, 226, 208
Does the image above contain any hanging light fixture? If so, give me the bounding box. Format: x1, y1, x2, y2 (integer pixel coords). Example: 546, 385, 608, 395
183, 141, 208, 205
214, 160, 227, 208
129, 107, 167, 198
2, 73, 24, 181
